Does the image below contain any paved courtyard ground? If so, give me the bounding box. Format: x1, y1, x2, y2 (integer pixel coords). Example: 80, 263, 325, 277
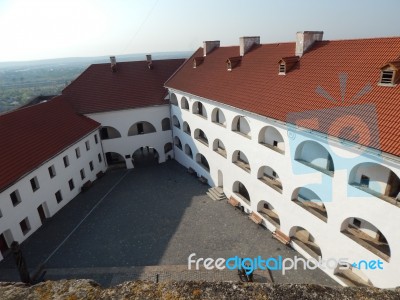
0, 161, 338, 287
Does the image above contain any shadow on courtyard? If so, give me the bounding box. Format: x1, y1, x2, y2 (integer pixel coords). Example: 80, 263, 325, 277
0, 160, 337, 287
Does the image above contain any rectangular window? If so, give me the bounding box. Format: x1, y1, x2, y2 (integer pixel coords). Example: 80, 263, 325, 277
10, 190, 22, 207
353, 218, 361, 227
63, 155, 69, 168
0, 209, 2, 218
68, 179, 75, 191
360, 175, 370, 187
48, 165, 56, 178
55, 190, 63, 203
19, 218, 31, 235
273, 140, 278, 147
85, 141, 90, 151
80, 169, 85, 180
272, 171, 277, 178
75, 147, 81, 158
94, 134, 98, 144
98, 153, 102, 163
89, 161, 94, 171
137, 123, 144, 134
100, 127, 109, 140
198, 102, 203, 115
30, 177, 40, 192
380, 70, 394, 85
279, 63, 286, 74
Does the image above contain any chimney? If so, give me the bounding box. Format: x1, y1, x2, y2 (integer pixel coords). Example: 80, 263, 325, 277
295, 31, 324, 57
239, 36, 260, 56
146, 54, 153, 69
110, 56, 117, 72
203, 40, 220, 56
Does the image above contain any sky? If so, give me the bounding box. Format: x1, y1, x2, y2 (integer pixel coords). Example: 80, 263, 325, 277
0, 0, 399, 62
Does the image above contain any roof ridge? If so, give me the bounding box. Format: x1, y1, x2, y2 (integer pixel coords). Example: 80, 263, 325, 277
323, 36, 400, 42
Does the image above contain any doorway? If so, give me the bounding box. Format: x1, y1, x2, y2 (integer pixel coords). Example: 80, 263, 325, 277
0, 230, 13, 257
132, 147, 159, 167
218, 170, 223, 188
37, 203, 48, 224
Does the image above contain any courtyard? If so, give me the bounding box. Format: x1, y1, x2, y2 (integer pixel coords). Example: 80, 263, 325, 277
0, 161, 337, 287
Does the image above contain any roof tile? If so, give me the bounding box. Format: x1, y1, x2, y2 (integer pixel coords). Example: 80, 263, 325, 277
166, 38, 400, 156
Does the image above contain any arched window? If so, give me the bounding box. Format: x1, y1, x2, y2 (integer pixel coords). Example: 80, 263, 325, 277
181, 97, 189, 110
295, 141, 334, 176
258, 126, 285, 154
184, 144, 193, 158
349, 162, 400, 207
232, 116, 251, 138
164, 142, 172, 154
196, 153, 210, 172
128, 121, 156, 136
194, 129, 208, 146
233, 181, 250, 204
192, 101, 207, 119
289, 226, 322, 259
213, 139, 226, 158
183, 121, 191, 135
292, 187, 327, 222
174, 136, 182, 150
105, 152, 126, 169
170, 93, 178, 106
211, 108, 226, 127
257, 200, 280, 228
257, 166, 282, 193
341, 217, 390, 262
334, 263, 373, 287
232, 150, 250, 173
100, 126, 121, 140
161, 118, 171, 131
172, 115, 180, 129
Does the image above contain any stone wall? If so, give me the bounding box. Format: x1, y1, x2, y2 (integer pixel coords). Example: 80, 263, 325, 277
1, 280, 399, 300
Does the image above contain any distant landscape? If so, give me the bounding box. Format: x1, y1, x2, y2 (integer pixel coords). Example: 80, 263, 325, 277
0, 51, 191, 113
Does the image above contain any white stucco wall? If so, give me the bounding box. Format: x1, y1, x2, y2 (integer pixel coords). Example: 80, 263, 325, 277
86, 105, 173, 168
0, 130, 106, 261
168, 89, 400, 289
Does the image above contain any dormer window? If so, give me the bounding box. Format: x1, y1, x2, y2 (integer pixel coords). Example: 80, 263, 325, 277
279, 63, 286, 74
379, 60, 400, 86
278, 56, 299, 75
226, 57, 242, 71
193, 57, 204, 68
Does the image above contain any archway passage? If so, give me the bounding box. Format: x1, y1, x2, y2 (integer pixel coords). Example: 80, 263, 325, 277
106, 152, 127, 169
132, 147, 159, 167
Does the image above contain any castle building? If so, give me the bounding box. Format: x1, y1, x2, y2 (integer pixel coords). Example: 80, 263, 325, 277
1, 32, 400, 288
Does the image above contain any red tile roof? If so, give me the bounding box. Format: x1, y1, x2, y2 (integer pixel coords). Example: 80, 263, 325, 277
63, 59, 185, 114
0, 97, 100, 192
165, 38, 400, 156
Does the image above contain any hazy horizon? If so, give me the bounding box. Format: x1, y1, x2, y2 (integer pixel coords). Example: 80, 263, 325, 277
1, 0, 399, 63
0, 50, 192, 66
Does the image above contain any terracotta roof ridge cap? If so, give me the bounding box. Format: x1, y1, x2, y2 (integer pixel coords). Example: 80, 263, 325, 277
323, 36, 400, 42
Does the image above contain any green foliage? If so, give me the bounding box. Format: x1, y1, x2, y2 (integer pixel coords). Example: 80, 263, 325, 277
0, 65, 85, 112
